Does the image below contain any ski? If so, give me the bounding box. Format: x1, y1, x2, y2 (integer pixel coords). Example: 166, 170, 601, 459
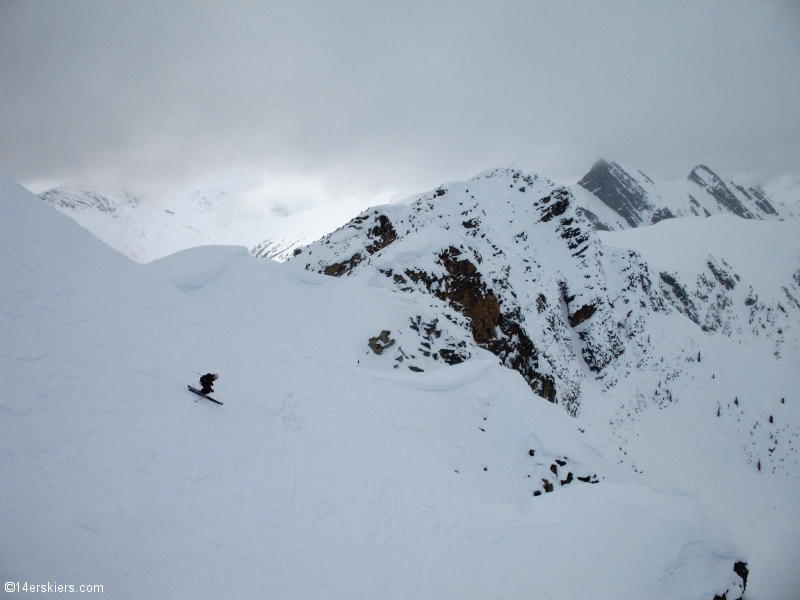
187, 385, 223, 405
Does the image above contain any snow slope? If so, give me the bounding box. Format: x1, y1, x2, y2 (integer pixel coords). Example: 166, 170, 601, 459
0, 173, 774, 598
39, 184, 370, 263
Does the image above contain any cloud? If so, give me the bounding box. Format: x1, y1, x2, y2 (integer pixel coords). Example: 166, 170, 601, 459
1, 0, 799, 201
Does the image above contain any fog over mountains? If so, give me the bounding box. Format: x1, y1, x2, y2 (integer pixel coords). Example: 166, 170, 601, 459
37, 183, 371, 264
2, 160, 798, 598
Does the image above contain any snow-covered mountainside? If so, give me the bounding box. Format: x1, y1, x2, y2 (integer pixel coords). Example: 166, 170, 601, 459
285, 167, 800, 596
38, 184, 368, 263
40, 185, 141, 214
288, 168, 799, 412
572, 159, 788, 230
3, 170, 799, 598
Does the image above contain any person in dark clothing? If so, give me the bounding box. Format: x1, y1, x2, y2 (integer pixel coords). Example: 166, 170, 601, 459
199, 373, 218, 396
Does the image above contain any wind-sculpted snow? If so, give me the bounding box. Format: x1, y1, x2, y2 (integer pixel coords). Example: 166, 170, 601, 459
4, 173, 800, 598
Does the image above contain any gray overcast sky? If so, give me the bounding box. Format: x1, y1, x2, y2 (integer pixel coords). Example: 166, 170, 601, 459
1, 0, 799, 204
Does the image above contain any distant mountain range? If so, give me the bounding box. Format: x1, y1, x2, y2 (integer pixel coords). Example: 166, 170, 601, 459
570, 159, 788, 231
37, 184, 368, 263
37, 160, 795, 264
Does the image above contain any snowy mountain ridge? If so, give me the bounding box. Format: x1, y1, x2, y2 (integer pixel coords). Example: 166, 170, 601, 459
40, 185, 142, 215
572, 159, 788, 231
288, 167, 799, 411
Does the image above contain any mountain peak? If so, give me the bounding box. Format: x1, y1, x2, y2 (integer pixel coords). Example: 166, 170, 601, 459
577, 159, 652, 227
687, 164, 756, 219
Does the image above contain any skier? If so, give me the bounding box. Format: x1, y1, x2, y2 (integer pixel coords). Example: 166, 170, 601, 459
199, 373, 218, 396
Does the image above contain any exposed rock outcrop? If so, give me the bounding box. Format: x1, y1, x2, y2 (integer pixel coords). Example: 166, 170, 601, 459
319, 213, 399, 277
712, 560, 748, 600
403, 246, 556, 401
368, 330, 395, 355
